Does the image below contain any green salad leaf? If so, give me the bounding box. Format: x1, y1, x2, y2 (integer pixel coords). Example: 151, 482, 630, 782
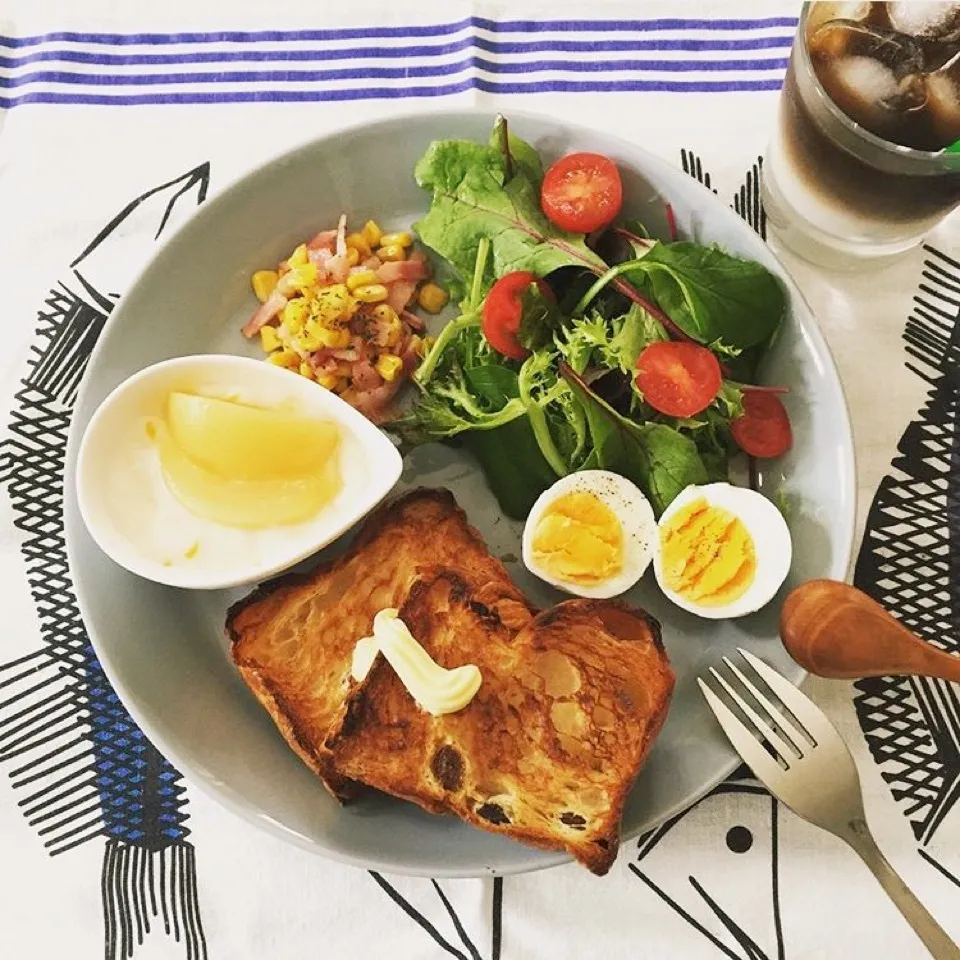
413, 135, 606, 297
560, 364, 708, 514
462, 418, 557, 520
490, 114, 543, 185
622, 242, 785, 350
556, 302, 667, 376
517, 283, 563, 353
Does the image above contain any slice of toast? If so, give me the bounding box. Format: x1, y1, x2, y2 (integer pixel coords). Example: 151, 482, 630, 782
325, 568, 675, 875
227, 488, 532, 799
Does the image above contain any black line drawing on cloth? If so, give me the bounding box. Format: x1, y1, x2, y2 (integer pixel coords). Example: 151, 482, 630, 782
680, 149, 767, 240
630, 768, 786, 960
370, 873, 503, 960
853, 244, 960, 891
0, 163, 211, 960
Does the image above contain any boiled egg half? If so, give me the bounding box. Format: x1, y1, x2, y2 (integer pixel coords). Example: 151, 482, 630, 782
522, 470, 657, 599
653, 482, 791, 619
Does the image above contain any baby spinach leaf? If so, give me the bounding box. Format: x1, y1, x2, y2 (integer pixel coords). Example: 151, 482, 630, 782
463, 417, 558, 520
622, 242, 785, 350
517, 283, 563, 352
464, 364, 520, 405
489, 114, 543, 185
413, 134, 606, 297
560, 364, 708, 514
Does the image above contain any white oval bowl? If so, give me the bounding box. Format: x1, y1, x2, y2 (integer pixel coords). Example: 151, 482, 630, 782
75, 353, 402, 590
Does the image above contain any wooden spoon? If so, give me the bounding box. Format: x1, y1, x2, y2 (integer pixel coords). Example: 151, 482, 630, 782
780, 579, 960, 682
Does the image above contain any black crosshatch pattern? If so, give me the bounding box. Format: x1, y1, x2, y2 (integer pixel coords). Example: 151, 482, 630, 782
0, 151, 956, 959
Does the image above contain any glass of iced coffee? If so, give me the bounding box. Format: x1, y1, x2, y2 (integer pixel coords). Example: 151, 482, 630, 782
763, 2, 960, 266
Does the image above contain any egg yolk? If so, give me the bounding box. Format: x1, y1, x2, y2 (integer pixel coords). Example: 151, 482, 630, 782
659, 497, 756, 607
531, 491, 624, 585
147, 392, 341, 529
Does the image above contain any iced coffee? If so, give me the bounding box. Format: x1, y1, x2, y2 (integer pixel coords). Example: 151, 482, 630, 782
763, 2, 960, 264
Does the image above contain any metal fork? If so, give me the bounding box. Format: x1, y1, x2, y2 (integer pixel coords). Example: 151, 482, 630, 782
699, 649, 960, 960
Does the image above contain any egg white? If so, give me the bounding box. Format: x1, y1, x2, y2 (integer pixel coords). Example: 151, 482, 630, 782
653, 482, 792, 620
521, 470, 657, 600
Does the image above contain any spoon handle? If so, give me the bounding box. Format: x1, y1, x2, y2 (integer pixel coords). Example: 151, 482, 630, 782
780, 580, 960, 682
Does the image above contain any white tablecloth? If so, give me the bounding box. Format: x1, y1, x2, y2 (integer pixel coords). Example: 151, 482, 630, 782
1, 1, 958, 956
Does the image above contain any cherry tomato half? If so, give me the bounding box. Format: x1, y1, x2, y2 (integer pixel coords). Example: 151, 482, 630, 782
540, 153, 623, 234
634, 341, 722, 418
482, 271, 553, 361
731, 390, 792, 459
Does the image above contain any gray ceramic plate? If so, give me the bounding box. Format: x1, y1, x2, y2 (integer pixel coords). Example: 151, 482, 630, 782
64, 110, 856, 877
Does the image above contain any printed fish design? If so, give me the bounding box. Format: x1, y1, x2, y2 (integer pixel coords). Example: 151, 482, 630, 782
853, 244, 960, 891
0, 162, 211, 959
631, 768, 787, 960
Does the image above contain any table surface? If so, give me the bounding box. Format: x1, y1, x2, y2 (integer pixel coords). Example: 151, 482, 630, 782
0, 2, 958, 958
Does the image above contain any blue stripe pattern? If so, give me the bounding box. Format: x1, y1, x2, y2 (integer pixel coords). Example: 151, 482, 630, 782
0, 15, 797, 108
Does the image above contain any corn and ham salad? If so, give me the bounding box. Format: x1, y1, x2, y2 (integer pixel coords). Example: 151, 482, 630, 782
241, 215, 447, 424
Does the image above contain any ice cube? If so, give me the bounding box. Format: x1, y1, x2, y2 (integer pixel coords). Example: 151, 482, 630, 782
807, 1, 872, 35
809, 20, 924, 76
889, 2, 960, 41
819, 57, 926, 139
926, 72, 960, 144
830, 55, 901, 104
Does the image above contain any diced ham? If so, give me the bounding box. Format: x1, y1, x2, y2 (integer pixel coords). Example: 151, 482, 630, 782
308, 228, 337, 251
386, 280, 416, 314
241, 289, 287, 338
331, 347, 359, 362
361, 255, 382, 271
345, 339, 421, 423
376, 259, 429, 284
326, 253, 349, 284
352, 359, 383, 392
401, 309, 425, 332
307, 247, 331, 278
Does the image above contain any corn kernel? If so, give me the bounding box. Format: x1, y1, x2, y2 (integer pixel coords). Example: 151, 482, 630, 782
362, 220, 382, 248
289, 262, 318, 294
418, 335, 436, 357
266, 349, 299, 369
347, 269, 379, 292
295, 333, 321, 352
372, 304, 402, 346
378, 243, 406, 262
281, 298, 309, 333
315, 371, 340, 390
251, 269, 279, 303
417, 282, 448, 314
298, 361, 315, 380
315, 325, 351, 349
259, 326, 282, 352
309, 284, 355, 325
380, 231, 412, 248
353, 284, 389, 304
371, 303, 398, 324
287, 244, 308, 269
346, 233, 372, 259
346, 247, 360, 267
375, 354, 404, 382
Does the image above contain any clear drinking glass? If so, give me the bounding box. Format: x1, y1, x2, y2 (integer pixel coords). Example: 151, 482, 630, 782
762, 1, 960, 267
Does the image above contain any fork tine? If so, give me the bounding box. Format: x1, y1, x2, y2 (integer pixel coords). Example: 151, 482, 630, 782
737, 648, 836, 742
708, 667, 796, 766
697, 678, 784, 781
721, 656, 806, 757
